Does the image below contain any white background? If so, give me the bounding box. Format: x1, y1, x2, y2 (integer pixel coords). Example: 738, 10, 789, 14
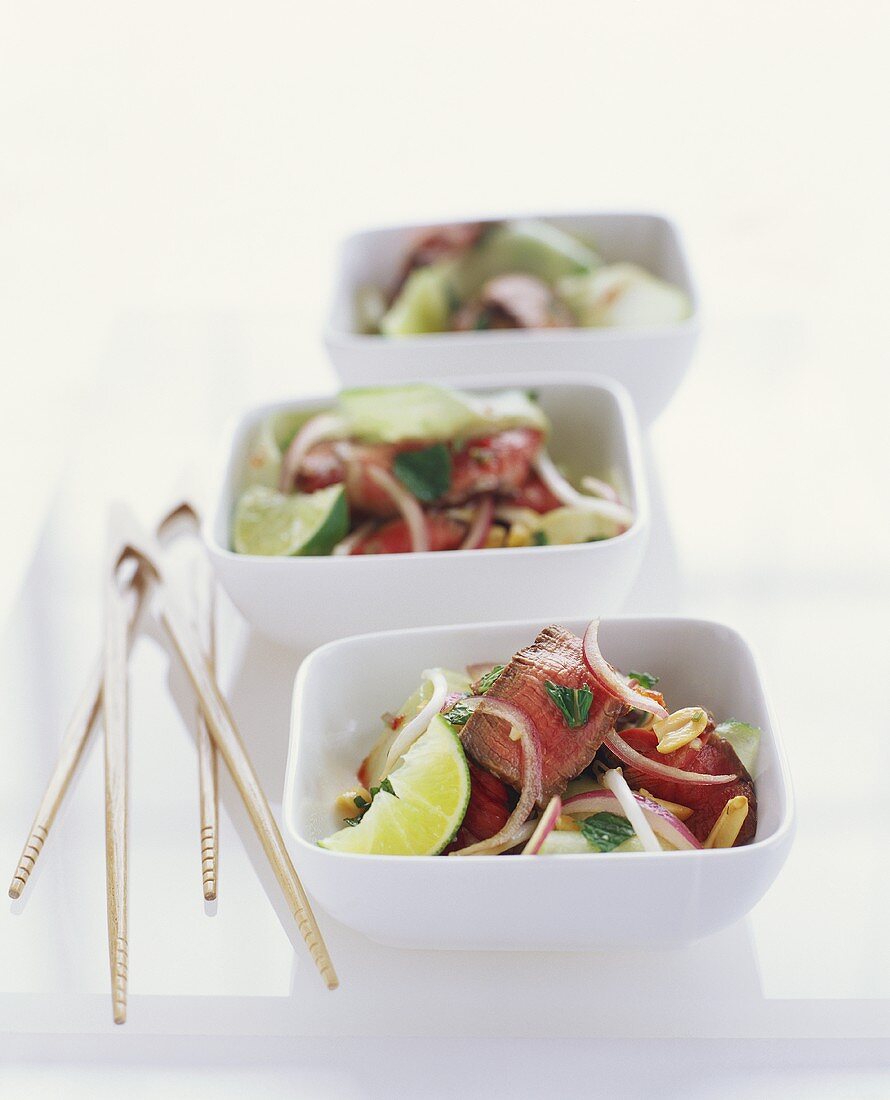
2, 1, 890, 1094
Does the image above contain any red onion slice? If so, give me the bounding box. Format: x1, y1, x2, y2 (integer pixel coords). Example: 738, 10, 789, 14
561, 790, 703, 851
367, 466, 429, 553
459, 495, 494, 550
383, 669, 448, 774
450, 697, 543, 856
278, 413, 345, 492
522, 795, 563, 855
331, 520, 376, 557
534, 451, 634, 528
580, 475, 621, 504
581, 619, 669, 719
605, 728, 736, 787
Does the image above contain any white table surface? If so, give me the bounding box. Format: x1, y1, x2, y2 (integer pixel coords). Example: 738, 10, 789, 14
3, 0, 890, 1092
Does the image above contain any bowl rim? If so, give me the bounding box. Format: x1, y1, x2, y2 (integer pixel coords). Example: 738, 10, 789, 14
282, 613, 796, 866
203, 371, 650, 564
324, 207, 701, 344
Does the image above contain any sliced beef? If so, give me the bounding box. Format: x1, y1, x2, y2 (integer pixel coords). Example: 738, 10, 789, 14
452, 274, 575, 331
394, 222, 487, 298
446, 428, 543, 504
297, 429, 544, 517
444, 761, 514, 853
351, 513, 466, 555
461, 624, 625, 802
605, 727, 758, 847
506, 470, 563, 514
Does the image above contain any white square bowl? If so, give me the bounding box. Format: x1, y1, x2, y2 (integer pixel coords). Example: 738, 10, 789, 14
324, 211, 700, 425
283, 616, 794, 951
203, 374, 649, 651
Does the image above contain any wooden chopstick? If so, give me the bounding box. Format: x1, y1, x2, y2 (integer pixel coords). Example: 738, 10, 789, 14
155, 502, 220, 902
103, 547, 135, 1025
195, 558, 219, 901
8, 567, 149, 901
114, 509, 338, 991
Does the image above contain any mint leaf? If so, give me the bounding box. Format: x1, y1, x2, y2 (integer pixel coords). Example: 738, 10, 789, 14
476, 665, 505, 694
544, 681, 593, 729
533, 530, 549, 546
443, 701, 474, 726
628, 670, 659, 690
578, 812, 635, 852
370, 777, 398, 800
393, 444, 452, 502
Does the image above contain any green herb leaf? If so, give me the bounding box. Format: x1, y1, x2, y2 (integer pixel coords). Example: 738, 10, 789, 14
393, 444, 452, 502
443, 700, 474, 726
578, 812, 635, 852
353, 794, 370, 810
476, 665, 505, 694
532, 530, 549, 546
370, 777, 398, 800
343, 815, 364, 827
628, 670, 660, 690
473, 310, 491, 331
544, 681, 594, 729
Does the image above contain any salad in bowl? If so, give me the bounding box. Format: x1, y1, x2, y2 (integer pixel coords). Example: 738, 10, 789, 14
319, 620, 759, 858
231, 382, 632, 557
357, 218, 692, 337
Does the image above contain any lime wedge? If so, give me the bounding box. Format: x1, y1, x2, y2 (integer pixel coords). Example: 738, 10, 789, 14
535, 505, 623, 545
232, 484, 348, 556
320, 715, 470, 855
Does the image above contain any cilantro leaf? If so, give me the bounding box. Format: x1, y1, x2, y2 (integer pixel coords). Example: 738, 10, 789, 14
393, 444, 452, 502
443, 700, 474, 726
544, 681, 594, 729
628, 670, 659, 690
476, 665, 505, 694
578, 812, 635, 852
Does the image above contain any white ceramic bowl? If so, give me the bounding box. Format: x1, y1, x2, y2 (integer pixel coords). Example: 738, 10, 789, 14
325, 211, 700, 425
204, 374, 649, 651
283, 616, 794, 951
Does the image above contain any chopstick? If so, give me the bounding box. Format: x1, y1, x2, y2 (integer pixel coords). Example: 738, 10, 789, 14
115, 508, 339, 991
195, 561, 219, 902
103, 543, 135, 1025
155, 502, 219, 902
8, 567, 149, 901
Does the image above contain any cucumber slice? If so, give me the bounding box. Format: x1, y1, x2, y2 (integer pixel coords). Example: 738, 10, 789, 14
339, 383, 548, 445
558, 263, 691, 328
715, 721, 761, 775
232, 484, 349, 557
450, 219, 601, 299
379, 263, 455, 336
535, 505, 623, 545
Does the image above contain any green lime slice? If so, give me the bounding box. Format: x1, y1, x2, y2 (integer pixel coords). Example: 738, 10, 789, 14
320, 715, 471, 855
232, 484, 348, 556
535, 505, 622, 546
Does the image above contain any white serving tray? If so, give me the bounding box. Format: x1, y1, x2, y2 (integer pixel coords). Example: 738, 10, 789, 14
1, 313, 888, 1042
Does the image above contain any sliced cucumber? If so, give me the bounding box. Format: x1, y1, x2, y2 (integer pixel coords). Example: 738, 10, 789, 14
558, 263, 691, 328
535, 505, 624, 545
379, 263, 455, 336
450, 219, 601, 299
232, 484, 348, 557
339, 383, 547, 445
715, 721, 761, 775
